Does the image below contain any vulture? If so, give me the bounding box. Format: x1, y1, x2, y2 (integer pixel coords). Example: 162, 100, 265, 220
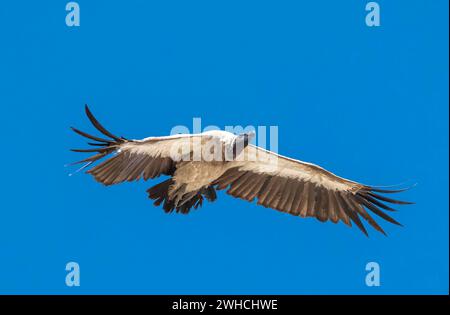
70, 105, 413, 236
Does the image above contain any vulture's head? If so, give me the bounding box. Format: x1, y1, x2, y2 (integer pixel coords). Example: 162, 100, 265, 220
232, 130, 256, 158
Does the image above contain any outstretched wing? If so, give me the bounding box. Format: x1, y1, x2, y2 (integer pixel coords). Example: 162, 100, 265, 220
70, 105, 202, 185
214, 145, 413, 236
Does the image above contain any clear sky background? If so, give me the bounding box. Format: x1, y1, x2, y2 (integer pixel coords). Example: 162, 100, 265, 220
0, 1, 448, 294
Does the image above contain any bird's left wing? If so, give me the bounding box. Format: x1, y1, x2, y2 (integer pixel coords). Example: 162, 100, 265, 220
70, 105, 207, 185
214, 144, 412, 235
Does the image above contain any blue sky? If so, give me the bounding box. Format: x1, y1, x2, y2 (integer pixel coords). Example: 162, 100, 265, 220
0, 1, 448, 294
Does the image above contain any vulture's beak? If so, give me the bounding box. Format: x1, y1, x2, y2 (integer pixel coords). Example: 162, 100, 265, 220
236, 131, 256, 146
232, 131, 256, 159
244, 130, 256, 143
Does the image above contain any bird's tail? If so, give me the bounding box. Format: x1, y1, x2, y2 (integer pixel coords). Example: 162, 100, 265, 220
147, 180, 217, 214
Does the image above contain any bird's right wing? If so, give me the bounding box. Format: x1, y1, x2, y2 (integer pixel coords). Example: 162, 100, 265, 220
70, 105, 208, 185
213, 144, 413, 236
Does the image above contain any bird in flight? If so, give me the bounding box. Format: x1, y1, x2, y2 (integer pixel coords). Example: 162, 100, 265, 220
70, 105, 413, 236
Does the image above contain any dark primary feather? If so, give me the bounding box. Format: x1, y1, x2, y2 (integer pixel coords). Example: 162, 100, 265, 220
71, 126, 112, 144
84, 105, 124, 143
70, 148, 110, 153
370, 187, 412, 193
357, 192, 396, 211
366, 192, 414, 205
